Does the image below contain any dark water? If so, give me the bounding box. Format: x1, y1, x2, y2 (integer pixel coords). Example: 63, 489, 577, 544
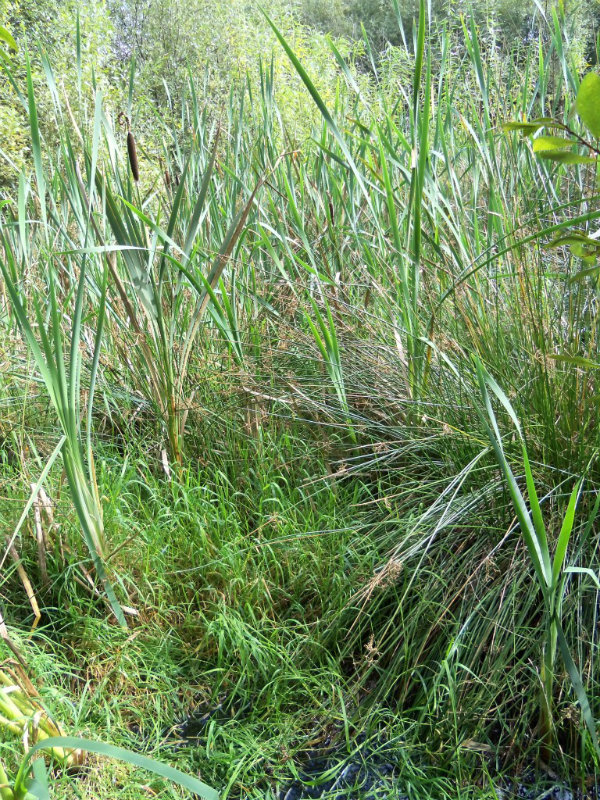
156, 706, 599, 800
276, 735, 403, 800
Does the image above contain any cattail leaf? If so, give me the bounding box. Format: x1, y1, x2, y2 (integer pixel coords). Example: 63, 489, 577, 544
119, 197, 181, 256
474, 356, 552, 591
183, 131, 219, 260
15, 738, 218, 800
25, 51, 46, 230
177, 176, 262, 379
157, 156, 191, 282
96, 174, 157, 319
564, 566, 600, 589
325, 36, 362, 96
40, 51, 61, 115
263, 12, 376, 218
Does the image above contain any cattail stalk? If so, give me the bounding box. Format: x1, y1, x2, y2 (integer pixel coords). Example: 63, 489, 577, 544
127, 131, 139, 182
118, 112, 139, 182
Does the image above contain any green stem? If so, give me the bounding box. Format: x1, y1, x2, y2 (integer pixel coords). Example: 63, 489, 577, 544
0, 760, 14, 800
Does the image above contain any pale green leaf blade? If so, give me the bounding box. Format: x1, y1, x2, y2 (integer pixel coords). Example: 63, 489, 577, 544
564, 566, 600, 589
26, 759, 50, 800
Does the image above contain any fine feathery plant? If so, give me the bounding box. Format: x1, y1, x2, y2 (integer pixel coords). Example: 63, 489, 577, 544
475, 356, 600, 763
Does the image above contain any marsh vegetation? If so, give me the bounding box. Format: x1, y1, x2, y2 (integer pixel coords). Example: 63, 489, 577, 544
1, 1, 600, 797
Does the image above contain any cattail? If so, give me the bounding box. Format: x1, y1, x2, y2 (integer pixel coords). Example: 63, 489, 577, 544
119, 112, 140, 183
127, 131, 139, 182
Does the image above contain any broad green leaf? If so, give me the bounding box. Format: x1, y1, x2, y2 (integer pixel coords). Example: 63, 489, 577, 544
569, 264, 600, 282
26, 760, 49, 800
577, 71, 600, 138
536, 150, 595, 164
544, 231, 600, 249
502, 121, 545, 135
570, 242, 600, 259
580, 253, 598, 264
533, 135, 574, 152
529, 117, 562, 125
545, 228, 600, 261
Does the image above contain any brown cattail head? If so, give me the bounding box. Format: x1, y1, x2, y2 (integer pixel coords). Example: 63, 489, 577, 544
127, 131, 139, 182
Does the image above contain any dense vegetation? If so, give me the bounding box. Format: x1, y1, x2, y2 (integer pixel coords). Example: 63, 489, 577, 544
2, 0, 600, 797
